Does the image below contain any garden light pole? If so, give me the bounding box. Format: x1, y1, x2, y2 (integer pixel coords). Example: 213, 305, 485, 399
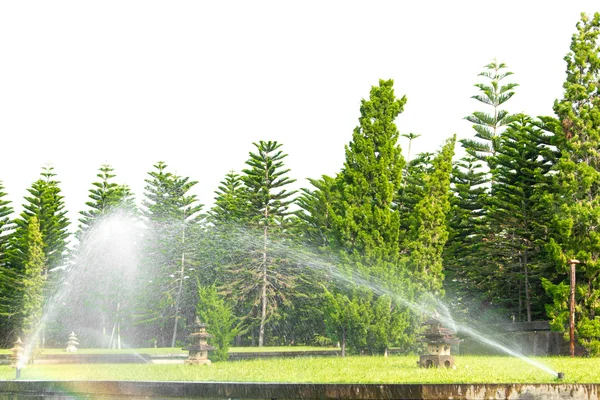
568, 259, 580, 357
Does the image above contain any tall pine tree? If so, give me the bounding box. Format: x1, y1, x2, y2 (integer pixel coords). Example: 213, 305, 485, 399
78, 164, 136, 237
19, 216, 46, 337
241, 141, 296, 346
322, 79, 412, 355
10, 166, 70, 275
406, 136, 456, 294
544, 12, 600, 355
461, 60, 519, 165
141, 161, 204, 347
0, 181, 17, 345
486, 115, 556, 321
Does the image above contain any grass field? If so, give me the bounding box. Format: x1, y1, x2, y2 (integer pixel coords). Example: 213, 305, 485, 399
0, 346, 336, 355
0, 356, 598, 384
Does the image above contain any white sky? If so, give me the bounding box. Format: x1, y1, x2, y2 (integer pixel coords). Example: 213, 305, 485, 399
0, 1, 598, 226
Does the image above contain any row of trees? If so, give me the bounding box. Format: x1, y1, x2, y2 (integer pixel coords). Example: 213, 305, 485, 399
445, 13, 600, 355
0, 12, 599, 356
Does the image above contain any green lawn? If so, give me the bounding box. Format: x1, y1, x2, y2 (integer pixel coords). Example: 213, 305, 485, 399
0, 356, 598, 384
0, 346, 335, 355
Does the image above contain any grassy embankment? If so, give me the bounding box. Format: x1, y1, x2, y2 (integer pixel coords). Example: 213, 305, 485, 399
0, 355, 598, 384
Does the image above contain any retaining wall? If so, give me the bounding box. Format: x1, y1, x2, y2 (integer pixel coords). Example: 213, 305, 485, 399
0, 381, 598, 399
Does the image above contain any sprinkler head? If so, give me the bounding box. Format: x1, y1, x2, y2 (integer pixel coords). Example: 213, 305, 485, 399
557, 372, 565, 380
15, 367, 21, 380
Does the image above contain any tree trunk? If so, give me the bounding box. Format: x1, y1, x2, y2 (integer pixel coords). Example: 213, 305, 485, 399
523, 251, 531, 322
116, 301, 121, 350
341, 329, 346, 357
518, 277, 523, 321
171, 215, 187, 348
590, 277, 595, 319
108, 322, 116, 349
258, 224, 268, 347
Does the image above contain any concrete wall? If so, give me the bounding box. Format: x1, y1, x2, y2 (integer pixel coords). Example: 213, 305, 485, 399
0, 381, 598, 399
459, 331, 569, 356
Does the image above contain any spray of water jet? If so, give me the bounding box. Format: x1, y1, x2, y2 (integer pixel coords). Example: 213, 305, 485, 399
21, 219, 558, 378
20, 209, 144, 364
253, 229, 560, 378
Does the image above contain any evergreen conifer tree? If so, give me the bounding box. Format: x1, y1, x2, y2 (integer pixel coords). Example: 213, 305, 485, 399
296, 175, 338, 248
19, 216, 46, 337
461, 60, 519, 165
406, 136, 456, 294
0, 181, 14, 270
196, 283, 240, 361
543, 12, 600, 354
0, 181, 17, 345
10, 166, 70, 275
67, 164, 137, 348
485, 115, 556, 321
241, 140, 296, 346
141, 161, 204, 347
322, 79, 412, 355
208, 171, 249, 226
78, 164, 136, 237
443, 156, 487, 303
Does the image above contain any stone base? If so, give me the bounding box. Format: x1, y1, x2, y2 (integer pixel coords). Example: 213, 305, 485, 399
419, 355, 454, 368
185, 358, 211, 365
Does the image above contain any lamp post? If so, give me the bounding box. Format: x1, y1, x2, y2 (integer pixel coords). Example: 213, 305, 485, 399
568, 259, 580, 357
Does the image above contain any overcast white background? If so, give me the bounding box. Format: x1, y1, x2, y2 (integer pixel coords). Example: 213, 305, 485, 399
0, 1, 598, 226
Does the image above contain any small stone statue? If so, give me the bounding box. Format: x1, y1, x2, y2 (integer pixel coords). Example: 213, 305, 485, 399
418, 313, 461, 368
182, 317, 216, 365
10, 337, 25, 368
66, 332, 79, 353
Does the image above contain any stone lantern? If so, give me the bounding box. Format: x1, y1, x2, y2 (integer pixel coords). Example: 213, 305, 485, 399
66, 332, 79, 353
10, 337, 26, 369
182, 318, 216, 365
418, 314, 461, 368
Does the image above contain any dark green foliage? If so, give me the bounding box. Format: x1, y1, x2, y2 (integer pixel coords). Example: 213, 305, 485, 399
484, 116, 556, 321
140, 161, 204, 347
0, 181, 17, 344
398, 152, 434, 237
197, 283, 240, 361
314, 79, 413, 355
64, 164, 138, 348
238, 140, 297, 346
444, 60, 521, 321
406, 136, 456, 294
2, 168, 69, 345
208, 171, 250, 226
322, 287, 371, 356
367, 294, 411, 356
295, 175, 338, 248
544, 12, 600, 355
0, 180, 15, 278
461, 60, 518, 164
443, 156, 487, 305
19, 216, 46, 337
78, 164, 136, 236
331, 79, 406, 264
10, 167, 70, 275
242, 141, 296, 226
